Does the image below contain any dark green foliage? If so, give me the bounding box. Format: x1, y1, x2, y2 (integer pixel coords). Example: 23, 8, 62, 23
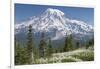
72, 51, 94, 61
15, 42, 29, 65
63, 36, 68, 52
33, 47, 39, 64
46, 38, 53, 58
58, 46, 64, 53
26, 25, 34, 64
86, 38, 94, 49
68, 34, 73, 50
63, 34, 73, 52
89, 38, 94, 46
15, 42, 20, 65
86, 42, 89, 49
76, 41, 80, 49
53, 48, 58, 53
39, 32, 47, 58
15, 25, 40, 65
15, 25, 94, 64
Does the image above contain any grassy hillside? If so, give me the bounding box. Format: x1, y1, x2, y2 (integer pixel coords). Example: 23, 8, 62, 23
33, 47, 94, 64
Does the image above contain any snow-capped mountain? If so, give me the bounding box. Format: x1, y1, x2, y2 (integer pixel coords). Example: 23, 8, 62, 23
15, 8, 93, 41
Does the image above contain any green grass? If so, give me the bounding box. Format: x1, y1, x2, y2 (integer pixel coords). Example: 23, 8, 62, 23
33, 47, 94, 64
61, 58, 76, 62
72, 51, 94, 61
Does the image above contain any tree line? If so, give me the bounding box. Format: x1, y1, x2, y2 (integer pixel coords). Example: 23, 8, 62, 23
15, 25, 94, 65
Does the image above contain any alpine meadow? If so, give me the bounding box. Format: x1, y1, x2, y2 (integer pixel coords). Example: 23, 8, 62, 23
14, 4, 94, 65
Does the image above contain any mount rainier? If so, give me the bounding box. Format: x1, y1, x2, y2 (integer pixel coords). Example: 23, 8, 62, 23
15, 8, 93, 42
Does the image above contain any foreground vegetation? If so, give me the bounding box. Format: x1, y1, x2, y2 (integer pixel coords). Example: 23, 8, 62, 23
15, 25, 94, 65
15, 46, 94, 65
33, 47, 94, 64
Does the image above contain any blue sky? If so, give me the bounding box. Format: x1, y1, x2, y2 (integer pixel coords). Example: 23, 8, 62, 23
15, 3, 94, 26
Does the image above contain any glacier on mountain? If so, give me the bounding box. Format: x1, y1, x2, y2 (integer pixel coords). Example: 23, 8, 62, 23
15, 8, 93, 40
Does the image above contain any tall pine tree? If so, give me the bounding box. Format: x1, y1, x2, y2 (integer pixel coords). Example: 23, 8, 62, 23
68, 34, 73, 50
27, 25, 34, 64
63, 35, 68, 52
46, 37, 53, 58
15, 41, 29, 65
39, 32, 46, 58
76, 41, 80, 49
64, 34, 73, 52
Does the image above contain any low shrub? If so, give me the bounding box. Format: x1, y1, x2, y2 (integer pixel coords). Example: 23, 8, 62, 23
72, 51, 94, 61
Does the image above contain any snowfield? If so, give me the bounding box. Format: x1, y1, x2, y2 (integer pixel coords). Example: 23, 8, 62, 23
34, 47, 94, 64
15, 8, 93, 41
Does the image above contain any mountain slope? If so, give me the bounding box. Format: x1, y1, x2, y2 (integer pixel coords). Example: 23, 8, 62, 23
15, 8, 93, 41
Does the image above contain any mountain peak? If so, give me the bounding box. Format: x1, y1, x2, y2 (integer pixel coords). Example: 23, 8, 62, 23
15, 8, 93, 40
45, 8, 64, 16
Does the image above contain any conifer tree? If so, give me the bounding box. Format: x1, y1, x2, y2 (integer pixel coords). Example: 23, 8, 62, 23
15, 41, 29, 65
39, 32, 46, 58
46, 37, 53, 58
63, 35, 68, 52
15, 41, 21, 65
64, 34, 73, 52
86, 41, 89, 49
68, 34, 73, 50
76, 41, 80, 49
27, 25, 34, 64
